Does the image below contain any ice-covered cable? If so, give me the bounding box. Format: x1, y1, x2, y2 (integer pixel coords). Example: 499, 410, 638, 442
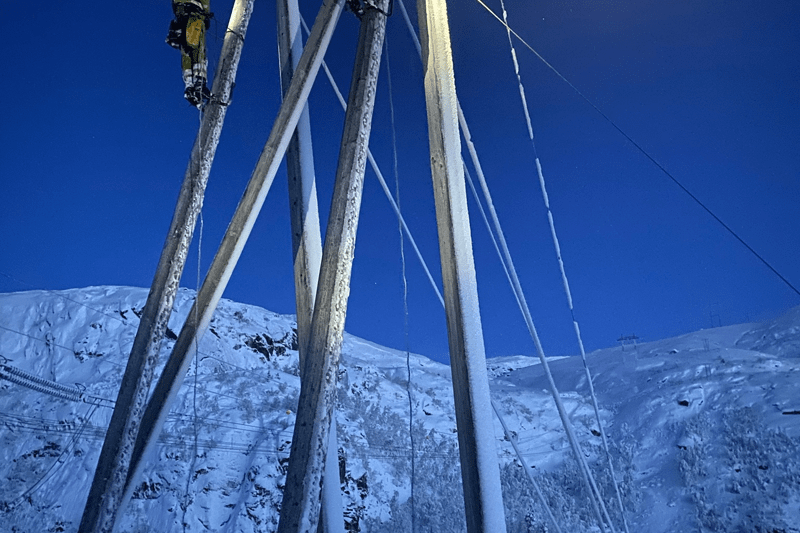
496, 0, 628, 529
2, 363, 83, 397
491, 399, 562, 533
306, 24, 555, 527
1, 362, 115, 408
459, 104, 614, 533
468, 164, 571, 533
477, 0, 800, 301
463, 166, 511, 286
0, 368, 83, 403
182, 121, 206, 533
463, 166, 571, 530
536, 158, 629, 532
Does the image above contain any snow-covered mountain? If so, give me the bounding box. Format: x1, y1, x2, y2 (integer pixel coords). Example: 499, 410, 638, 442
1, 286, 798, 532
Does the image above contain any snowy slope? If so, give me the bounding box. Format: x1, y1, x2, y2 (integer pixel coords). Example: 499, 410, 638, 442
492, 325, 800, 532
1, 286, 799, 532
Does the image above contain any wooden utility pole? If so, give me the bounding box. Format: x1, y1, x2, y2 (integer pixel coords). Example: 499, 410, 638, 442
276, 1, 391, 530
277, 0, 344, 531
118, 0, 345, 516
278, 0, 323, 377
416, 0, 507, 531
79, 1, 255, 531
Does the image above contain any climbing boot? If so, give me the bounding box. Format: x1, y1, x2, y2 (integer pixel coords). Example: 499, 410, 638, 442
184, 81, 212, 108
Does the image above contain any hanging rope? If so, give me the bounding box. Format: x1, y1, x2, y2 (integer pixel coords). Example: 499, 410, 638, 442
182, 114, 206, 533
476, 0, 800, 301
495, 0, 629, 530
384, 34, 417, 533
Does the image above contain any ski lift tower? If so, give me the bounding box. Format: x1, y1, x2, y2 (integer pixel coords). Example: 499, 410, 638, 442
617, 334, 639, 351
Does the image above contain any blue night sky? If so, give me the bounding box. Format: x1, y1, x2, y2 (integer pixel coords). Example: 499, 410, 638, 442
1, 0, 798, 365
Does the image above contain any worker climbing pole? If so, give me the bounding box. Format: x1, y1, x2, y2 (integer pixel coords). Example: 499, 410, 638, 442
78, 2, 254, 532
167, 0, 214, 107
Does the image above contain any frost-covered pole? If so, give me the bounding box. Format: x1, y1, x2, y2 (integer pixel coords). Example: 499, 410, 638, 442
78, 1, 255, 531
278, 0, 322, 383
276, 1, 390, 530
416, 0, 507, 531
277, 0, 344, 531
117, 0, 345, 516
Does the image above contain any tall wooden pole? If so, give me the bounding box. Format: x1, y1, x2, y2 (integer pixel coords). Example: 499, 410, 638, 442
416, 0, 507, 531
276, 1, 391, 530
277, 0, 344, 531
78, 1, 255, 531
279, 0, 323, 377
117, 0, 345, 517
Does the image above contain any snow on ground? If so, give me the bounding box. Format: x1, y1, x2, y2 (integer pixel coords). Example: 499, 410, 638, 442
0, 286, 799, 532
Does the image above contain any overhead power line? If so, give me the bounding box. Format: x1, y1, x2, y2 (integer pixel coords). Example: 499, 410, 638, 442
475, 0, 800, 300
